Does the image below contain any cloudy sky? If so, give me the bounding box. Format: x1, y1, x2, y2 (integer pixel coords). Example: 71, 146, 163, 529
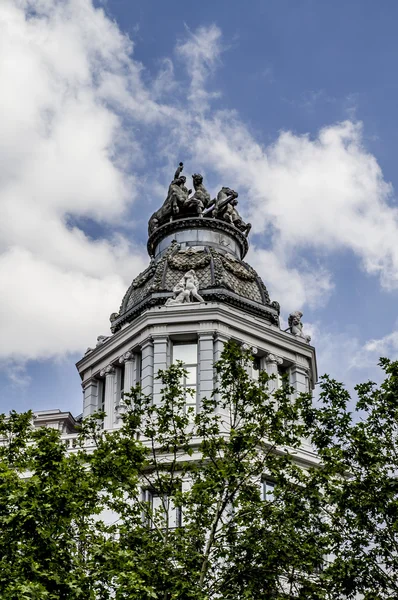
2, 0, 398, 415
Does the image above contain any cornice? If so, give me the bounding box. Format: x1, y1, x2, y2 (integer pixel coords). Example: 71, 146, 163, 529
76, 302, 317, 386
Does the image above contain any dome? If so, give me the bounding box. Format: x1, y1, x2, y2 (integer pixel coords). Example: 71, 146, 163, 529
110, 215, 280, 333
109, 163, 280, 333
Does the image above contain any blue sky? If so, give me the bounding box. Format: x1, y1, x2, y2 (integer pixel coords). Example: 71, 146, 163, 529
2, 0, 398, 416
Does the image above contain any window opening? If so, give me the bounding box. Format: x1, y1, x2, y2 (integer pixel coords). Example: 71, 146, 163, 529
277, 365, 289, 389
172, 342, 198, 419
261, 479, 275, 502
143, 489, 182, 529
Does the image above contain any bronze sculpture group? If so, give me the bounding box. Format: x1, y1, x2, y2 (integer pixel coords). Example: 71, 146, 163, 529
148, 162, 251, 237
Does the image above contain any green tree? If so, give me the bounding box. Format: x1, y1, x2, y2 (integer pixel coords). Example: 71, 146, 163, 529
2, 342, 398, 599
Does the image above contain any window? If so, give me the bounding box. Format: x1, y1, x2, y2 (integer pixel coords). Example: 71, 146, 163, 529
277, 364, 289, 389
98, 379, 106, 428
173, 342, 198, 418
261, 479, 275, 502
143, 489, 181, 529
249, 357, 260, 381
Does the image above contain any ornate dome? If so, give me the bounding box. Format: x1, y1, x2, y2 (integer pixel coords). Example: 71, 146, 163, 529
109, 164, 280, 333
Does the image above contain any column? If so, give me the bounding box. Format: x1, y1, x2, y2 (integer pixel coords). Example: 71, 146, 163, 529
152, 335, 169, 404
198, 332, 214, 405
123, 351, 137, 393
115, 351, 137, 422
213, 333, 230, 415
265, 353, 283, 393
100, 364, 116, 430
82, 378, 99, 419
290, 364, 309, 395
141, 337, 154, 399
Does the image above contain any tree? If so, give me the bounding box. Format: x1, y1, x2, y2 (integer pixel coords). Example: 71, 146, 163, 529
1, 343, 398, 599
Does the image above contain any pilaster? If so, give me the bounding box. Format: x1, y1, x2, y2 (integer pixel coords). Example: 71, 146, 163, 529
115, 351, 137, 422
100, 365, 116, 430
82, 378, 99, 419
213, 332, 230, 413
153, 335, 169, 404
290, 364, 309, 395
141, 337, 154, 398
265, 353, 283, 393
198, 332, 214, 404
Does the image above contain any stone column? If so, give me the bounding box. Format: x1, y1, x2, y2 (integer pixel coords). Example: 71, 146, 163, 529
153, 335, 169, 404
141, 337, 154, 399
213, 332, 230, 415
82, 378, 99, 419
290, 364, 309, 395
115, 351, 137, 422
198, 332, 214, 405
100, 364, 116, 430
265, 353, 283, 393
120, 351, 137, 394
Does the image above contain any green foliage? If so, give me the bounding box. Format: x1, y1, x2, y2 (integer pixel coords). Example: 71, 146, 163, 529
2, 343, 398, 598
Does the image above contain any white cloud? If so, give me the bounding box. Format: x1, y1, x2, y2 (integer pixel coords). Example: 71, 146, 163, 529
175, 24, 222, 112
1, 2, 398, 382
0, 0, 150, 361
248, 247, 333, 311
188, 114, 398, 295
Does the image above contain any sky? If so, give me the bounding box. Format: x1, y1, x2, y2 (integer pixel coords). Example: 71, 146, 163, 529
2, 0, 398, 416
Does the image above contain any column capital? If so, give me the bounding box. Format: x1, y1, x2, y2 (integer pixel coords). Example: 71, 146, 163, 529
265, 353, 283, 366
242, 343, 258, 354
141, 336, 153, 349
81, 377, 99, 390
291, 363, 310, 376
214, 332, 230, 343
198, 331, 215, 340
119, 350, 135, 364
100, 364, 115, 377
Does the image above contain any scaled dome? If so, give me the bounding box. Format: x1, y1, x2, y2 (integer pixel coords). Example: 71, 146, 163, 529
109, 164, 280, 333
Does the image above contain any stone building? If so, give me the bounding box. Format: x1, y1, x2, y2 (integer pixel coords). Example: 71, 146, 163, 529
34, 164, 317, 465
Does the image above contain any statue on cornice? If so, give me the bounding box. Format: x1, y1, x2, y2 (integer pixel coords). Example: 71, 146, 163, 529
166, 270, 205, 305
147, 161, 251, 237
148, 163, 192, 234
288, 311, 311, 343
211, 187, 251, 237
183, 173, 211, 216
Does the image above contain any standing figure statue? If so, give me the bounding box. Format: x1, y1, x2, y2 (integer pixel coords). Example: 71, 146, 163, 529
183, 173, 211, 217
166, 270, 205, 305
288, 311, 311, 343
148, 162, 191, 234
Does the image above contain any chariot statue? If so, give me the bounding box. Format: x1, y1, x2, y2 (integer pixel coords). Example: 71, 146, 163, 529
147, 162, 251, 236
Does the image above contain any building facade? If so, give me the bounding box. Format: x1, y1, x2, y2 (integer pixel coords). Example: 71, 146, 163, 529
35, 164, 317, 464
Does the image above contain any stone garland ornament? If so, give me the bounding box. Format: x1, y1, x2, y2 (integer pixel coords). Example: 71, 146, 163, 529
219, 253, 257, 281
288, 311, 311, 343
148, 162, 251, 236
165, 270, 205, 306
167, 247, 211, 271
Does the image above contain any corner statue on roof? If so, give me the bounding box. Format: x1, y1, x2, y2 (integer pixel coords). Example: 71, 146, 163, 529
148, 162, 251, 236
288, 311, 311, 343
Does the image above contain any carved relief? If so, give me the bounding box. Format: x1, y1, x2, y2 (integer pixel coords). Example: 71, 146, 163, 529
219, 253, 257, 281
167, 247, 211, 270
100, 364, 115, 377
131, 260, 157, 290
166, 270, 205, 306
